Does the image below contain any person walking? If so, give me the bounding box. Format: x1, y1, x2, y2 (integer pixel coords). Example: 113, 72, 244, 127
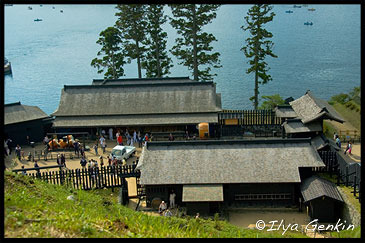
348, 142, 352, 155
100, 136, 106, 154
344, 141, 350, 154
133, 130, 137, 144
93, 142, 98, 155
109, 127, 114, 140
60, 153, 66, 167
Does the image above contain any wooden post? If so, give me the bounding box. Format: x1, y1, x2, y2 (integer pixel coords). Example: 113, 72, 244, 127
345, 166, 349, 187
353, 175, 357, 197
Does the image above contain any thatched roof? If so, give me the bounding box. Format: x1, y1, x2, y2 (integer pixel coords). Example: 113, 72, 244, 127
274, 105, 297, 118
300, 176, 344, 203
136, 139, 325, 185
92, 76, 195, 85
289, 91, 344, 124
5, 102, 49, 125
283, 119, 322, 134
52, 81, 222, 127
182, 184, 224, 202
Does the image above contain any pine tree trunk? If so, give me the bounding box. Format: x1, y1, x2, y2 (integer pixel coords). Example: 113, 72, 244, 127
156, 38, 161, 77
136, 40, 142, 78
192, 5, 198, 81
254, 38, 259, 109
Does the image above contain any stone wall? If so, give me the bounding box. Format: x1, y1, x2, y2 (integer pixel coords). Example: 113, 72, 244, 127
337, 186, 361, 227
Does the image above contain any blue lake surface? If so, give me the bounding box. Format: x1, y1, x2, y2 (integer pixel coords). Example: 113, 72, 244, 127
4, 4, 361, 115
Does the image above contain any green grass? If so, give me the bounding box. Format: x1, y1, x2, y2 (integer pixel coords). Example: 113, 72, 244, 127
323, 121, 337, 140
330, 226, 361, 238
4, 171, 308, 238
332, 103, 361, 131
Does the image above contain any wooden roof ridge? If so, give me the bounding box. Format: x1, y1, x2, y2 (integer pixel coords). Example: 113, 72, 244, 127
92, 76, 191, 83
4, 101, 21, 107
145, 138, 312, 148
64, 81, 214, 90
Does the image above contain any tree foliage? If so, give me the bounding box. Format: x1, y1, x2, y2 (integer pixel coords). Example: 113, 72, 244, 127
142, 5, 173, 78
258, 94, 285, 110
115, 4, 148, 78
169, 4, 222, 81
242, 4, 278, 109
91, 26, 126, 79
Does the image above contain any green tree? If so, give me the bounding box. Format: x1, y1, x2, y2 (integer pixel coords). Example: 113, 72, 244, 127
241, 4, 278, 109
115, 4, 147, 78
258, 94, 285, 110
91, 26, 126, 79
142, 5, 173, 78
170, 4, 222, 81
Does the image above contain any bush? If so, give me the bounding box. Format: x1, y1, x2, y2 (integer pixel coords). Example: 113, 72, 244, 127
328, 93, 350, 105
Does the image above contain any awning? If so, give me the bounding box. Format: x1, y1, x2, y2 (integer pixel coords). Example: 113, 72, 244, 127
182, 184, 224, 202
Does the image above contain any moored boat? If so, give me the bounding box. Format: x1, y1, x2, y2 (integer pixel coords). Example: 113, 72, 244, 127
308, 8, 316, 11
293, 5, 302, 8
4, 58, 12, 75
28, 6, 32, 10
304, 22, 313, 25
34, 18, 43, 22
285, 10, 293, 13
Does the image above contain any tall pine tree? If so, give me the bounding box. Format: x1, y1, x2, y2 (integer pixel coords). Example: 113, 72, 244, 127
241, 4, 278, 109
142, 5, 173, 78
115, 4, 147, 78
170, 4, 221, 82
91, 26, 126, 79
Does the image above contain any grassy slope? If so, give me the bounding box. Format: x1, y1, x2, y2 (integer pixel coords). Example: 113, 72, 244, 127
4, 171, 306, 238
332, 103, 361, 131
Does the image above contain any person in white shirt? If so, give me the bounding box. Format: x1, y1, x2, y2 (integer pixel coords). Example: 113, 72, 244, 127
169, 190, 176, 208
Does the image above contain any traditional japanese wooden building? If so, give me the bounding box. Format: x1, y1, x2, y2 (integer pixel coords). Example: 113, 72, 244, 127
4, 102, 53, 145
136, 138, 325, 215
279, 91, 345, 138
51, 77, 222, 137
300, 175, 344, 223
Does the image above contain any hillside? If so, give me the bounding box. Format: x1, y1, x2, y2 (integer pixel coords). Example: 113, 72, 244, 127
4, 171, 309, 238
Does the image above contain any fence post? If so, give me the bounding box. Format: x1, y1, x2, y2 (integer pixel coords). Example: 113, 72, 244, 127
353, 175, 357, 197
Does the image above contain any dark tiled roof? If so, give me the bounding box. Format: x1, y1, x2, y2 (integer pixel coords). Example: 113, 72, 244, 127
52, 112, 219, 127
289, 91, 345, 124
52, 82, 221, 117
300, 176, 344, 203
283, 119, 322, 134
5, 102, 49, 125
311, 134, 329, 150
274, 105, 298, 118
136, 139, 325, 185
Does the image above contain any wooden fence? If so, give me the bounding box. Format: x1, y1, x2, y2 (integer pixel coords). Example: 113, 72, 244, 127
13, 164, 142, 192
338, 130, 361, 143
317, 150, 361, 202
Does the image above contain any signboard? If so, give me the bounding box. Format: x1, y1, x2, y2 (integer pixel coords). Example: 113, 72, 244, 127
224, 119, 239, 125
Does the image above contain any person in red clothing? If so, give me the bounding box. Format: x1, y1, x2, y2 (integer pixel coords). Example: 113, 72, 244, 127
117, 134, 123, 145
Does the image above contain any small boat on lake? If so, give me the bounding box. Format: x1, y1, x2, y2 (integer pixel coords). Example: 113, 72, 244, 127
4, 58, 12, 75
34, 18, 43, 22
304, 22, 313, 25
28, 6, 32, 10
293, 5, 302, 8
52, 6, 55, 9
60, 10, 63, 13
285, 10, 293, 13
308, 8, 316, 11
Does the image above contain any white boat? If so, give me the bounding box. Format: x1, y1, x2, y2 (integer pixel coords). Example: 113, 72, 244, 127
4, 58, 12, 75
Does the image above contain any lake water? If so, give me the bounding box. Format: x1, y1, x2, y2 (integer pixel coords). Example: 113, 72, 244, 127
4, 4, 361, 115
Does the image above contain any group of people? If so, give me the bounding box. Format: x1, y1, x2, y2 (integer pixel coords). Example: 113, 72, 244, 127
158, 190, 176, 217
115, 129, 150, 148
334, 132, 353, 155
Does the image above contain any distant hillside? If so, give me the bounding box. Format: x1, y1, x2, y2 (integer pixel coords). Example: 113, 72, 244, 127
4, 171, 307, 238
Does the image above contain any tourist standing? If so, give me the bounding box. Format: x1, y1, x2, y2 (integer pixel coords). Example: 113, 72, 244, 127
61, 154, 66, 167
335, 135, 341, 149
80, 156, 87, 168
109, 128, 113, 140
133, 130, 137, 144
56, 154, 61, 165
107, 156, 112, 166
100, 136, 106, 154
5, 138, 13, 155
348, 142, 352, 155
15, 144, 22, 160
74, 140, 80, 156
117, 134, 123, 145
21, 165, 27, 175
168, 133, 175, 141
99, 156, 104, 167
169, 190, 176, 208
344, 141, 350, 154
80, 145, 85, 157
333, 132, 338, 141
101, 129, 106, 138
